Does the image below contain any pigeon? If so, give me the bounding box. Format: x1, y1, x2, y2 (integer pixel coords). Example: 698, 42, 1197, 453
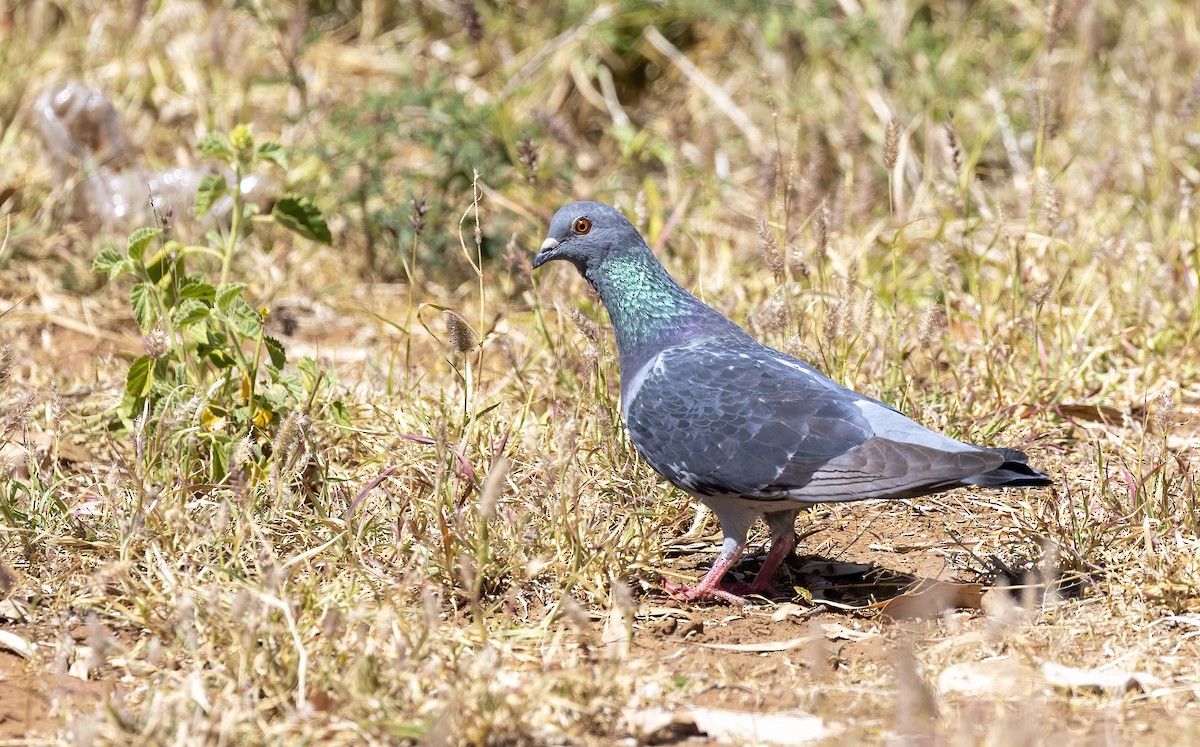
533, 201, 1051, 604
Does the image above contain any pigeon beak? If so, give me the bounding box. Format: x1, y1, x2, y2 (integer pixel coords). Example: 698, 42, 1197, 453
532, 237, 560, 269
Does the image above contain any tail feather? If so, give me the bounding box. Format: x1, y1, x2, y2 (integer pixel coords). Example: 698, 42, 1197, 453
963, 447, 1052, 488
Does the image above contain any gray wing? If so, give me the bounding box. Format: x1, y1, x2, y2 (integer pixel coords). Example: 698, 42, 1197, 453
623, 340, 1004, 503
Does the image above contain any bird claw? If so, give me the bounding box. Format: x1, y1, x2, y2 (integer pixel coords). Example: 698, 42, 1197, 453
661, 576, 782, 605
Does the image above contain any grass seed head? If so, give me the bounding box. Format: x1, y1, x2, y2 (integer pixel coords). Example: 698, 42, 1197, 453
272, 410, 309, 472
1045, 0, 1068, 49
444, 309, 480, 354
944, 111, 962, 179
757, 217, 784, 284
1029, 282, 1053, 308
457, 0, 484, 43
841, 94, 862, 156
798, 140, 827, 220
1039, 171, 1062, 230
535, 110, 579, 149
143, 326, 169, 358
563, 305, 599, 345
504, 231, 532, 284
559, 595, 591, 633
1179, 72, 1200, 121
634, 189, 648, 233
410, 197, 427, 236
852, 160, 875, 222
813, 204, 828, 263
0, 344, 11, 392
884, 117, 901, 171
479, 456, 510, 521
517, 134, 539, 184
230, 435, 254, 469
1154, 389, 1176, 432
420, 584, 441, 630
1094, 233, 1128, 264
823, 297, 843, 349
916, 301, 945, 348
759, 289, 791, 336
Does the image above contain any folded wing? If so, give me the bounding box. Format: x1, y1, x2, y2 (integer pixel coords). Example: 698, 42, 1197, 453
623, 338, 1029, 503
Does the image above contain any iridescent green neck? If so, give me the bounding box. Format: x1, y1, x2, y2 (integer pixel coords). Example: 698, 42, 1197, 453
584, 248, 728, 366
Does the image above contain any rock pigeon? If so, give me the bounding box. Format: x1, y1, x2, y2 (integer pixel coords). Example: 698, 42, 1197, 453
533, 201, 1051, 604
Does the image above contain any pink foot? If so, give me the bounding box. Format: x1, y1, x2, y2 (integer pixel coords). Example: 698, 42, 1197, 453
661, 532, 799, 605
662, 576, 752, 605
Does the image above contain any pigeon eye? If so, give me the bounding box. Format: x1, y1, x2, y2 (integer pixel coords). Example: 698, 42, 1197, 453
572, 217, 591, 234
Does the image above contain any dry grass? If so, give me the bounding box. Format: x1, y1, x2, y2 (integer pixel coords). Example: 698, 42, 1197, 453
0, 1, 1199, 744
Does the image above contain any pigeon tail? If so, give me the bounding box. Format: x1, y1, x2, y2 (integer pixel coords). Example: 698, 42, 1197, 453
962, 448, 1052, 488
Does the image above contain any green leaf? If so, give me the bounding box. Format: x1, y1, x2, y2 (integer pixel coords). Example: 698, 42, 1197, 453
194, 174, 227, 219
278, 372, 304, 402
298, 357, 319, 391
128, 227, 162, 262
272, 196, 332, 245
125, 355, 154, 398
262, 381, 289, 409
263, 335, 286, 368
330, 400, 352, 427
110, 259, 135, 279
197, 133, 233, 161
92, 248, 124, 275
257, 141, 288, 170
179, 280, 216, 303
130, 282, 154, 331
174, 298, 210, 326
211, 441, 229, 481
216, 282, 247, 311
225, 297, 262, 338
201, 347, 237, 369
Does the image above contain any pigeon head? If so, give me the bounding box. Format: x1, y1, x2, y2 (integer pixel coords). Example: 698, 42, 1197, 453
532, 200, 739, 375
532, 201, 639, 273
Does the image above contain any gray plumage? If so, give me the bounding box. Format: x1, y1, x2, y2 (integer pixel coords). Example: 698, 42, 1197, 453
534, 201, 1050, 604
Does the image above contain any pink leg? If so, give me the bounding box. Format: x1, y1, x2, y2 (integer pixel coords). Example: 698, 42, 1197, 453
662, 532, 797, 604
723, 531, 796, 599
662, 542, 751, 605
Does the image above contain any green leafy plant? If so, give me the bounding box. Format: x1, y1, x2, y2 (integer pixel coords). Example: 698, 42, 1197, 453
93, 124, 339, 483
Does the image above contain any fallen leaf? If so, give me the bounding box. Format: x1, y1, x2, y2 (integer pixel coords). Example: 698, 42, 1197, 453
1159, 614, 1200, 630
688, 706, 838, 745
697, 635, 812, 652
879, 580, 985, 621
810, 598, 873, 611
69, 649, 92, 679
625, 707, 700, 743
71, 491, 108, 518
601, 604, 631, 660
1054, 402, 1126, 424
937, 658, 1043, 698
1041, 662, 1163, 694
627, 706, 838, 746
0, 630, 35, 658
820, 623, 878, 642
0, 598, 30, 622
771, 603, 813, 622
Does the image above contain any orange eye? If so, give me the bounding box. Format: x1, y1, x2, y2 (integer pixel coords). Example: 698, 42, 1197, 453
572, 217, 591, 234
